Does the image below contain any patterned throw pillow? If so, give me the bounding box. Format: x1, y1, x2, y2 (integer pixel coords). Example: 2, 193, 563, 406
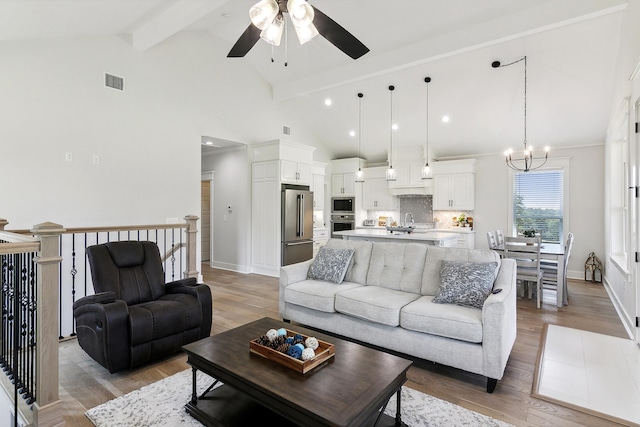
432, 260, 499, 309
307, 247, 355, 284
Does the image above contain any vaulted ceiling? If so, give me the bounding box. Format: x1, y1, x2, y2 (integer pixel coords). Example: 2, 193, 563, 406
0, 0, 627, 163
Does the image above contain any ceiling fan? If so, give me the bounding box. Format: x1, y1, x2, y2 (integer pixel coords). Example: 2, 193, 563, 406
227, 0, 369, 60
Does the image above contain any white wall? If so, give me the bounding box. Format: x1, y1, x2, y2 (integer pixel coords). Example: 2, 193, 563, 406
0, 30, 328, 234
470, 144, 605, 279
201, 147, 252, 273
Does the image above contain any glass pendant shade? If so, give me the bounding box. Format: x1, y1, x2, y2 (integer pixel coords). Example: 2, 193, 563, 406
355, 167, 364, 182
386, 166, 396, 181
421, 164, 433, 180
250, 0, 279, 30
260, 14, 284, 46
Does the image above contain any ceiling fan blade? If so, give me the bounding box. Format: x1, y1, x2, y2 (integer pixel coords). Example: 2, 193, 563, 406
227, 24, 262, 58
312, 7, 369, 60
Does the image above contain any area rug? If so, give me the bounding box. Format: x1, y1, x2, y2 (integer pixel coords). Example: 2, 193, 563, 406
86, 369, 513, 427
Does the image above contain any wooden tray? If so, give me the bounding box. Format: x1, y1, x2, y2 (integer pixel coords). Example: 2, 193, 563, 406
249, 329, 335, 374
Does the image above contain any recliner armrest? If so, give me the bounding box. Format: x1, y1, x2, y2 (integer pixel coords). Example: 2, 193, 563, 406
165, 277, 197, 289
73, 291, 116, 310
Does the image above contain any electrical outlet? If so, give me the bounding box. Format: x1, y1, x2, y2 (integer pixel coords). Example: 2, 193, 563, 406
65, 152, 73, 162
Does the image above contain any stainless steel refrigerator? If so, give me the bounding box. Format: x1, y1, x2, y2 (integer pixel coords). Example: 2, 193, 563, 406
281, 186, 314, 266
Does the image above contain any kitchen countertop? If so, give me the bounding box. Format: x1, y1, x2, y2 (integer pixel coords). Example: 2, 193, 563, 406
334, 229, 459, 243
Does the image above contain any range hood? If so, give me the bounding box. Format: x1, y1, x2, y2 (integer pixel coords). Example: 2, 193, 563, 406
389, 185, 433, 196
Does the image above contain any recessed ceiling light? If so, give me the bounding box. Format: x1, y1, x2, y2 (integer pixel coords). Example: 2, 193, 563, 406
349, 130, 356, 137
324, 99, 332, 106
392, 124, 398, 130
442, 116, 450, 123
205, 141, 214, 145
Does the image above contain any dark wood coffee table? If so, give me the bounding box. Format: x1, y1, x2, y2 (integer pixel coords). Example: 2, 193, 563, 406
182, 317, 412, 426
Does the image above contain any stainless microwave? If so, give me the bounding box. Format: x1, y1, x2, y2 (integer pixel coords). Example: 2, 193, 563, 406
331, 197, 355, 214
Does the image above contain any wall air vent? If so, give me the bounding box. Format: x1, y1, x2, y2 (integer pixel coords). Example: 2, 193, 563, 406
105, 73, 124, 91
282, 125, 291, 136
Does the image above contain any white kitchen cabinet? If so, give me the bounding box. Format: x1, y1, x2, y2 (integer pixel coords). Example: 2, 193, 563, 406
312, 228, 329, 257
393, 160, 425, 187
331, 173, 356, 196
362, 177, 397, 210
433, 173, 475, 210
251, 161, 280, 275
281, 160, 311, 185
312, 173, 325, 210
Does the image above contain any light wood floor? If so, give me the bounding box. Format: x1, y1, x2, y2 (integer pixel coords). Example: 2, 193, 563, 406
57, 264, 630, 427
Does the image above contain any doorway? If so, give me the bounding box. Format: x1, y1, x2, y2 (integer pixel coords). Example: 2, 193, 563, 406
201, 172, 214, 263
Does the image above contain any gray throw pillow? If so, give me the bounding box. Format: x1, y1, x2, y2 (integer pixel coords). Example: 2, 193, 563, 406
432, 260, 499, 309
307, 247, 355, 284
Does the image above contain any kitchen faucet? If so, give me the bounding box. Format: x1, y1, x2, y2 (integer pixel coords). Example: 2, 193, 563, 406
404, 212, 414, 227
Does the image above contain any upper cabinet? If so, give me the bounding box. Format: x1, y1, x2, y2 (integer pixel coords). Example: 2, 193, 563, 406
330, 158, 364, 197
431, 159, 476, 210
281, 160, 311, 185
331, 173, 356, 196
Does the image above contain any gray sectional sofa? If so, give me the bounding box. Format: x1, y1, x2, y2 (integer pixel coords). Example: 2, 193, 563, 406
279, 238, 517, 392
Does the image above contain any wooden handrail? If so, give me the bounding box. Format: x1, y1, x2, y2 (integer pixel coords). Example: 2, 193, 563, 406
4, 222, 188, 236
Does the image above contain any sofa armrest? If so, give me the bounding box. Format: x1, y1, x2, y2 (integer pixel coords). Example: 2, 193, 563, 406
481, 258, 518, 380
279, 259, 313, 319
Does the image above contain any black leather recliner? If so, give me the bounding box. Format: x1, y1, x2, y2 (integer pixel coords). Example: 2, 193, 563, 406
73, 240, 212, 373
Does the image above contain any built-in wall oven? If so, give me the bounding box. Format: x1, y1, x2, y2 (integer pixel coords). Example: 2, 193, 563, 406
330, 214, 355, 238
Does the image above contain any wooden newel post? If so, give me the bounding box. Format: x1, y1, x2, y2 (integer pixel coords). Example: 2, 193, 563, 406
0, 218, 8, 230
31, 222, 65, 427
184, 215, 199, 280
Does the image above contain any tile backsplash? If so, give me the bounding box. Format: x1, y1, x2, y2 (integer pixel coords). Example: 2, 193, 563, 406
399, 195, 433, 224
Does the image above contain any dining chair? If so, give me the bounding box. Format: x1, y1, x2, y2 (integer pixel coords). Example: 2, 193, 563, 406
561, 232, 574, 304
503, 236, 544, 308
494, 230, 505, 246
486, 231, 498, 249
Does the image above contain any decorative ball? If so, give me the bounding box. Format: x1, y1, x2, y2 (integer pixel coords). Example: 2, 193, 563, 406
285, 337, 294, 344
266, 329, 278, 342
277, 328, 287, 336
305, 337, 319, 350
294, 343, 305, 352
287, 345, 303, 359
293, 334, 304, 344
301, 348, 315, 361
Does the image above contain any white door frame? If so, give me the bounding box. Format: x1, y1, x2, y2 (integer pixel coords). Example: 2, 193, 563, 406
201, 171, 214, 266
634, 97, 640, 346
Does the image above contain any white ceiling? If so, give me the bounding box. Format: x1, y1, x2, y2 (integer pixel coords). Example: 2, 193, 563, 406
0, 0, 627, 163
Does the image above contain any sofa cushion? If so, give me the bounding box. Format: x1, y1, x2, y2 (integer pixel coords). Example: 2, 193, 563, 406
366, 242, 426, 293
400, 296, 484, 343
284, 280, 363, 313
432, 261, 499, 309
307, 247, 354, 284
421, 246, 501, 296
325, 239, 373, 285
335, 286, 421, 327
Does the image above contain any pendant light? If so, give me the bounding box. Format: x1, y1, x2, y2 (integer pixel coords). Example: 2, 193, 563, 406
355, 92, 365, 183
421, 76, 433, 180
493, 56, 549, 172
386, 85, 397, 181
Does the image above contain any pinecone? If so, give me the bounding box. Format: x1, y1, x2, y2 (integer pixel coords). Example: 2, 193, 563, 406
269, 335, 285, 349
256, 335, 270, 346
276, 343, 291, 354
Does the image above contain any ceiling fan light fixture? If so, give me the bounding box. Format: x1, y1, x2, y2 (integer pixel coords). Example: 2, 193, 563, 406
287, 0, 315, 26
293, 22, 319, 44
260, 13, 284, 46
249, 0, 279, 30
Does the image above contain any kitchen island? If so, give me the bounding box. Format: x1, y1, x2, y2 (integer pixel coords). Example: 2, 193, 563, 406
334, 229, 459, 247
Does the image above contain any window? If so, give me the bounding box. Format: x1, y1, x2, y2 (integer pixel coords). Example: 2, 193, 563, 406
512, 170, 564, 243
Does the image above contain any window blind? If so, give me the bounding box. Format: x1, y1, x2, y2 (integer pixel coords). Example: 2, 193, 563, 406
512, 170, 563, 243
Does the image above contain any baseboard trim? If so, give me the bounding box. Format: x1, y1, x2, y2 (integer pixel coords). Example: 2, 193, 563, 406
210, 261, 251, 274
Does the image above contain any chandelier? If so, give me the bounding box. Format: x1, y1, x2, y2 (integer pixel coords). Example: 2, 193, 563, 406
492, 56, 549, 172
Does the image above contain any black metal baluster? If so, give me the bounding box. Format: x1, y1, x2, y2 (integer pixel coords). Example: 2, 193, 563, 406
58, 238, 63, 339
171, 228, 176, 281
70, 235, 77, 336
27, 253, 36, 403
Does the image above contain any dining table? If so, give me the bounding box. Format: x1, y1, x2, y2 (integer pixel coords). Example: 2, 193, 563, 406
494, 242, 566, 308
